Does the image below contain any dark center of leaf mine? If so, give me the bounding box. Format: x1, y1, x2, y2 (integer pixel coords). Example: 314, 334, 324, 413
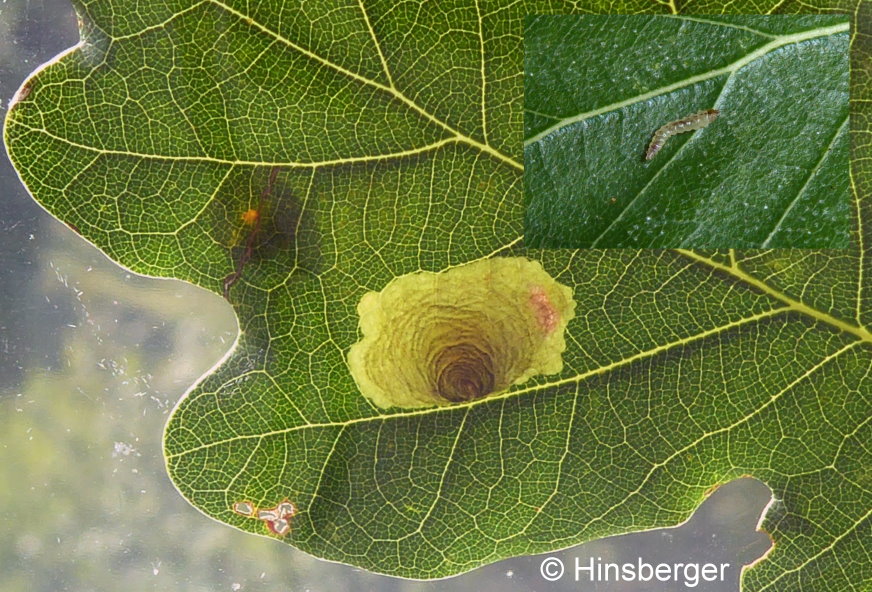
434, 343, 496, 402
348, 256, 576, 408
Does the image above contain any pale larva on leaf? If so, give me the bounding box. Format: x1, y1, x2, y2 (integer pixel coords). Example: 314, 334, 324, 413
645, 109, 720, 160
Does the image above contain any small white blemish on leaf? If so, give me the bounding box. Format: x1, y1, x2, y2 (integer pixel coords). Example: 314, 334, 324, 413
233, 499, 296, 536
233, 501, 255, 517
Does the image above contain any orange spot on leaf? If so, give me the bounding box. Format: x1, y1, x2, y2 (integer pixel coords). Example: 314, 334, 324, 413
241, 208, 260, 226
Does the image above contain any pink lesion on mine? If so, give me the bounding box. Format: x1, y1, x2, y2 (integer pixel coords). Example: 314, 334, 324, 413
529, 286, 559, 334
232, 499, 297, 536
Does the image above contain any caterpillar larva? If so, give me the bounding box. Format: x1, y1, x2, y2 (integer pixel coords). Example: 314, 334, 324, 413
645, 109, 720, 160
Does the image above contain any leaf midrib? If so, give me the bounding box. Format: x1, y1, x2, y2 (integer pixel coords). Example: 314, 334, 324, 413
167, 248, 870, 459
206, 0, 525, 168
27, 0, 522, 171
9, 124, 467, 168
523, 21, 849, 146
678, 249, 871, 342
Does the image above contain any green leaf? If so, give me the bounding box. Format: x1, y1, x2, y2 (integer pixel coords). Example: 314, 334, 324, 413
4, 1, 870, 589
524, 15, 850, 248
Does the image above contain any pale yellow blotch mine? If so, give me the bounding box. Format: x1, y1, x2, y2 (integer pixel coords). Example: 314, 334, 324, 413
347, 257, 576, 409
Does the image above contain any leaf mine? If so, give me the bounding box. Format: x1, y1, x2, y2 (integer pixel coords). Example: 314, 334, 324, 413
347, 257, 576, 408
233, 499, 297, 537
232, 501, 255, 517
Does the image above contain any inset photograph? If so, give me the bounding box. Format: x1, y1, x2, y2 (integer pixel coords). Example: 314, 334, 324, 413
524, 15, 849, 249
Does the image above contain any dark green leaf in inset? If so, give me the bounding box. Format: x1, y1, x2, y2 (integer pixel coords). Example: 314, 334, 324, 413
524, 15, 849, 248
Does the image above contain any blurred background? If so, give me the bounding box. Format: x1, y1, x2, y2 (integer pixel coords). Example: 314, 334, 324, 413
0, 1, 771, 590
